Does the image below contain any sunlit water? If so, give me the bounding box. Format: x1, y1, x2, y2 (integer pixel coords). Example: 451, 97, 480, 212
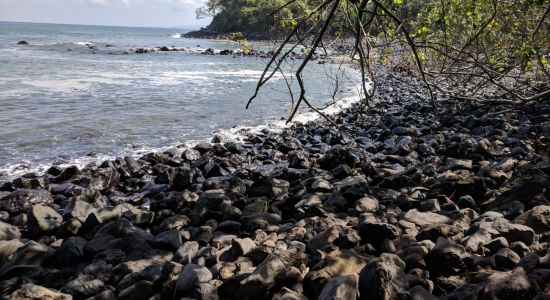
0, 21, 361, 178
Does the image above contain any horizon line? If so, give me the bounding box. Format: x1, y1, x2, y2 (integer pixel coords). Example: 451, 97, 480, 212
0, 19, 207, 30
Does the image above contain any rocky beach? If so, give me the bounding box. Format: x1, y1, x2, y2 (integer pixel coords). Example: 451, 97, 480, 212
0, 66, 549, 300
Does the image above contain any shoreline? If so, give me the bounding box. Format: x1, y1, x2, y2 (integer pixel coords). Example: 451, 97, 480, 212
1, 68, 549, 299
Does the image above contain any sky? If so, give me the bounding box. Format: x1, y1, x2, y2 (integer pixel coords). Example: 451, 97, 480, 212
0, 0, 212, 28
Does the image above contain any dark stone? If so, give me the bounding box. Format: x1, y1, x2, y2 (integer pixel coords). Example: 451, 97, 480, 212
248, 177, 289, 198
358, 222, 400, 244
425, 237, 468, 276
0, 189, 54, 214
477, 268, 538, 300
358, 254, 409, 300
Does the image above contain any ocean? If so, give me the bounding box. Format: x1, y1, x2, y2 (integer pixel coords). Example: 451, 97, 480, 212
0, 21, 361, 178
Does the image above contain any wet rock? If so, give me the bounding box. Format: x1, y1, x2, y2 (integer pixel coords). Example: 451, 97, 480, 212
318, 275, 358, 300
0, 189, 54, 214
9, 283, 72, 300
17, 40, 29, 45
27, 204, 63, 234
358, 254, 409, 300
289, 151, 311, 169
319, 146, 360, 170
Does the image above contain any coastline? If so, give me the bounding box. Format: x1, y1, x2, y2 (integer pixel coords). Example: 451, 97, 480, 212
1, 66, 549, 299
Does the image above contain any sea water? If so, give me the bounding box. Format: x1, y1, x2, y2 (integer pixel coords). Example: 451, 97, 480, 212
0, 21, 361, 178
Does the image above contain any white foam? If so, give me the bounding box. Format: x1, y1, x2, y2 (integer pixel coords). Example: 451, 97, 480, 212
170, 34, 182, 39
0, 66, 370, 181
74, 42, 95, 46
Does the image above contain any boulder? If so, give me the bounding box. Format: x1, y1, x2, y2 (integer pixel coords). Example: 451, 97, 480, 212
425, 237, 468, 276
17, 40, 29, 45
337, 176, 369, 200
48, 237, 87, 267
355, 196, 379, 213
239, 254, 286, 298
404, 209, 453, 228
0, 220, 21, 240
248, 177, 289, 198
478, 268, 538, 300
358, 222, 400, 244
304, 249, 370, 299
358, 254, 409, 300
9, 284, 72, 300
318, 275, 358, 300
173, 241, 200, 264
176, 264, 213, 292
27, 204, 63, 234
152, 229, 182, 250
0, 189, 53, 214
515, 205, 550, 233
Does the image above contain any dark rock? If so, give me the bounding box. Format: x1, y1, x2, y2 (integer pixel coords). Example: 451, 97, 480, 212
358, 253, 409, 300
337, 176, 369, 200
48, 237, 87, 268
17, 40, 29, 45
239, 254, 286, 298
173, 241, 199, 264
515, 205, 550, 233
176, 264, 213, 292
62, 276, 106, 299
318, 275, 358, 300
304, 249, 369, 299
0, 189, 53, 214
425, 237, 468, 276
118, 280, 154, 300
358, 221, 400, 244
478, 267, 538, 300
308, 225, 343, 253
152, 229, 182, 250
248, 177, 289, 198
494, 248, 521, 270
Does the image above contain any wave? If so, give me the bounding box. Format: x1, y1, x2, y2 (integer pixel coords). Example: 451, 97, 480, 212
74, 41, 95, 46
170, 33, 182, 39
0, 67, 367, 181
